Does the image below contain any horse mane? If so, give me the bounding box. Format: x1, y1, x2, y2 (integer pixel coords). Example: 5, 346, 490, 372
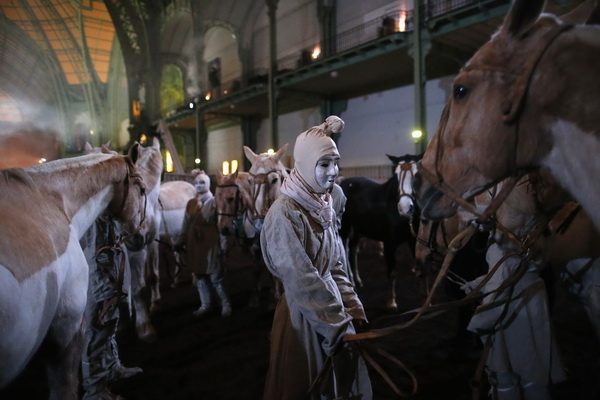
0, 168, 36, 188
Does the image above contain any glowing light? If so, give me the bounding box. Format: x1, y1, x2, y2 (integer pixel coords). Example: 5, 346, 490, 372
140, 134, 147, 144
39, 158, 46, 163
267, 148, 275, 156
165, 150, 174, 173
231, 159, 238, 173
222, 161, 230, 175
398, 11, 407, 32
90, 129, 94, 135
205, 92, 211, 101
223, 90, 229, 94
311, 45, 321, 60
188, 102, 195, 109
195, 158, 201, 164
412, 130, 423, 140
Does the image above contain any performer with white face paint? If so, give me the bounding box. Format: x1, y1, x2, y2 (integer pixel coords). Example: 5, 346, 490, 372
177, 169, 232, 318
260, 116, 372, 400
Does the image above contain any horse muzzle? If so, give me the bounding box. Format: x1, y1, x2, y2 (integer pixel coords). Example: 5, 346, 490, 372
125, 232, 147, 252
412, 171, 457, 220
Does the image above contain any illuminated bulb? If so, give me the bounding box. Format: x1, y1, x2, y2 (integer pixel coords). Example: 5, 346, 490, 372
231, 160, 238, 173
267, 148, 275, 156
205, 92, 211, 101
412, 130, 422, 140
188, 102, 195, 109
90, 129, 94, 135
165, 150, 174, 173
311, 45, 321, 59
195, 158, 201, 164
222, 161, 230, 175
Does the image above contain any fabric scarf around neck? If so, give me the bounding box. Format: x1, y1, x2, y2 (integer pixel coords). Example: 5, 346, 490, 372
280, 169, 334, 230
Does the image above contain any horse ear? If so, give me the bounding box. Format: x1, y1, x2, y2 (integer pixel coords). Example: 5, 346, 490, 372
152, 137, 161, 149
243, 146, 258, 164
559, 0, 598, 24
84, 142, 93, 152
386, 154, 401, 165
216, 169, 224, 184
501, 0, 545, 38
273, 143, 288, 162
127, 142, 140, 164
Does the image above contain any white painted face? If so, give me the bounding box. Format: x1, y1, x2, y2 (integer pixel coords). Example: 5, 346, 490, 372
194, 174, 210, 194
314, 155, 340, 192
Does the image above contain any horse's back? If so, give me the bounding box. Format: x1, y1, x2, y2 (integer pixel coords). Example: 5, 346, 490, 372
159, 181, 196, 239
159, 181, 196, 210
340, 176, 409, 243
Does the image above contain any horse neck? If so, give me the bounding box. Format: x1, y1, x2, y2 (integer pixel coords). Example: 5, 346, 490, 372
28, 154, 127, 237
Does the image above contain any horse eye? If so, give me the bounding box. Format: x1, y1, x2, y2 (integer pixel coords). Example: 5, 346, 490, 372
271, 177, 278, 185
453, 85, 469, 100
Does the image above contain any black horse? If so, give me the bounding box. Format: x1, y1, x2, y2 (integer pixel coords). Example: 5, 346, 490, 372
339, 154, 422, 310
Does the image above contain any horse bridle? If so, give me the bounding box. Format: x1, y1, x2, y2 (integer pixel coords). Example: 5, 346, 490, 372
114, 161, 148, 247
397, 161, 418, 205
215, 183, 242, 219
248, 168, 284, 219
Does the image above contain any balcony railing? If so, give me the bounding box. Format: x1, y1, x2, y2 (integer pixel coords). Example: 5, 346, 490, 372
170, 0, 503, 115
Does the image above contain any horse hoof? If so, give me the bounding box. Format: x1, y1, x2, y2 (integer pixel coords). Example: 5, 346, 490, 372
150, 302, 161, 314
139, 328, 158, 343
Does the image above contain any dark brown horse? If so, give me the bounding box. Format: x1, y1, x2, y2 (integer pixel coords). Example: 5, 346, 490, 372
339, 154, 421, 310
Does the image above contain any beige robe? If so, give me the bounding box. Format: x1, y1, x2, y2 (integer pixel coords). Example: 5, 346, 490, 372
261, 195, 371, 400
180, 194, 220, 276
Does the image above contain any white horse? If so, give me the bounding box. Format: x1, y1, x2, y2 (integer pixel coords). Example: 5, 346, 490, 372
0, 146, 147, 399
157, 180, 197, 284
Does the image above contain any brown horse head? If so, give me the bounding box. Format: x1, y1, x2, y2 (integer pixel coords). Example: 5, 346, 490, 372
413, 0, 600, 222
243, 144, 289, 220
215, 169, 253, 236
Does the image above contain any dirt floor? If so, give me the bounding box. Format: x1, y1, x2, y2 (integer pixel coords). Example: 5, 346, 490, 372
2, 240, 599, 400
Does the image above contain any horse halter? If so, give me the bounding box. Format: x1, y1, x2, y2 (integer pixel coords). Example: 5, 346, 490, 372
215, 183, 242, 219
397, 161, 418, 205
248, 168, 284, 219
112, 161, 148, 248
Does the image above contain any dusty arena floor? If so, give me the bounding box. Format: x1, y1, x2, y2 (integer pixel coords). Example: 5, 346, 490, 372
2, 241, 599, 400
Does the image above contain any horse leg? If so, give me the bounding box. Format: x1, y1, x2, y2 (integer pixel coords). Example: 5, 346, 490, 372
45, 251, 88, 400
383, 242, 399, 311
129, 249, 158, 343
348, 235, 363, 287
145, 240, 161, 313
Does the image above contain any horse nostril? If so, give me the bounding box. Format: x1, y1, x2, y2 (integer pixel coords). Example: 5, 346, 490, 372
222, 227, 230, 236
125, 233, 146, 252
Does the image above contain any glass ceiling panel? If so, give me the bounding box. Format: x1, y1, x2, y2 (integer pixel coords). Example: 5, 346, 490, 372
0, 90, 22, 122
0, 0, 115, 85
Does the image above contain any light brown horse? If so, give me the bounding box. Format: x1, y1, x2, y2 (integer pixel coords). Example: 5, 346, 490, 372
85, 139, 164, 342
0, 147, 147, 399
413, 0, 600, 230
243, 144, 289, 227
